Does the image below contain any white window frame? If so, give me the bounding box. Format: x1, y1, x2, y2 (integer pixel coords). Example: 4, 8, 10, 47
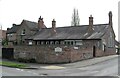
75, 40, 83, 45
29, 41, 32, 45
102, 44, 105, 51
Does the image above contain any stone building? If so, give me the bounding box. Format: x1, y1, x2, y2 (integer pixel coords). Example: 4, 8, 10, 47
2, 30, 6, 40
8, 11, 116, 63
0, 27, 6, 41
6, 24, 20, 46
6, 17, 46, 46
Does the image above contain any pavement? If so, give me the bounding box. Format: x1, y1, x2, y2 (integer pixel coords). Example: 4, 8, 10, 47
1, 55, 119, 70
62, 55, 118, 68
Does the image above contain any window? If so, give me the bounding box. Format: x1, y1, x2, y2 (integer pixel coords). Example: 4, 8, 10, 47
60, 41, 63, 44
7, 34, 10, 36
7, 34, 13, 37
41, 41, 44, 45
67, 41, 70, 45
29, 41, 32, 45
63, 40, 75, 45
64, 41, 67, 45
23, 29, 25, 34
75, 40, 83, 45
71, 41, 73, 45
64, 41, 70, 45
13, 41, 17, 45
102, 44, 105, 51
46, 41, 50, 44
97, 41, 100, 47
116, 48, 118, 53
36, 41, 40, 45
108, 32, 114, 47
21, 29, 25, 35
50, 41, 54, 44
55, 41, 60, 45
22, 41, 25, 44
35, 41, 37, 45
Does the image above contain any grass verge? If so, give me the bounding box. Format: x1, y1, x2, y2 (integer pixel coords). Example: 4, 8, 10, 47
0, 61, 28, 68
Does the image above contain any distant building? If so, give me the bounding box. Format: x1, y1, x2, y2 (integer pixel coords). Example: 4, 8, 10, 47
7, 12, 116, 63
2, 30, 7, 40
0, 28, 7, 42
6, 24, 20, 46
0, 27, 6, 57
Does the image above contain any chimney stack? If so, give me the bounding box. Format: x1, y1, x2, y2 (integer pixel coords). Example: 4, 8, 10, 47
52, 19, 56, 34
88, 15, 93, 31
7, 28, 10, 30
13, 24, 16, 26
108, 11, 112, 26
38, 16, 46, 29
89, 15, 93, 27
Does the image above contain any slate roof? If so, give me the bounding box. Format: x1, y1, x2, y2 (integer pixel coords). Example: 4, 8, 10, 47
23, 20, 47, 31
28, 24, 109, 40
115, 40, 120, 46
7, 20, 47, 34
23, 20, 38, 31
6, 25, 20, 34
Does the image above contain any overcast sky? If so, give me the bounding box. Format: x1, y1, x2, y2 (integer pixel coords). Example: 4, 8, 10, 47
0, 0, 119, 40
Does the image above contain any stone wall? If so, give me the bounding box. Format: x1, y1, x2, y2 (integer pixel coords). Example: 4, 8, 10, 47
13, 39, 116, 63
14, 45, 93, 63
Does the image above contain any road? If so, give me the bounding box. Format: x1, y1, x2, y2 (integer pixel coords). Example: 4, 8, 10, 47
1, 56, 119, 77
1, 66, 39, 76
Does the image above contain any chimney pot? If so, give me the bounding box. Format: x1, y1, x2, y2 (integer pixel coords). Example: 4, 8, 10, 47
7, 28, 10, 30
13, 24, 16, 26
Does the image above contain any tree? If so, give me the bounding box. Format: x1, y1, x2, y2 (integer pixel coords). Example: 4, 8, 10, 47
71, 8, 80, 26
2, 39, 8, 46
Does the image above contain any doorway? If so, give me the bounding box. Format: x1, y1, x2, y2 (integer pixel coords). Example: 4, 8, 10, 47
2, 48, 14, 59
93, 46, 96, 57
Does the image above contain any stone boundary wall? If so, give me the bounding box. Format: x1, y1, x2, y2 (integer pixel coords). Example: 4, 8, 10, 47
14, 45, 94, 63
13, 40, 116, 63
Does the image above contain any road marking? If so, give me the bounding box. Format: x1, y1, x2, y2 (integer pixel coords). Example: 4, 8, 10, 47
40, 65, 65, 70
16, 68, 39, 75
16, 68, 24, 71
16, 68, 20, 70
27, 71, 38, 75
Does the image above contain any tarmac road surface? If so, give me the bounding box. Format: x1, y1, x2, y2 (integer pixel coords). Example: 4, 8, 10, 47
1, 55, 119, 77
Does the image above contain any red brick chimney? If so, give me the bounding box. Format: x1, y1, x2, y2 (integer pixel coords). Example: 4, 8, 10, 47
88, 15, 94, 32
52, 19, 56, 34
38, 16, 46, 29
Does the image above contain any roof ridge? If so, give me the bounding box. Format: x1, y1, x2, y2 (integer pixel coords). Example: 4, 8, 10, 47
45, 23, 109, 29
23, 19, 37, 24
